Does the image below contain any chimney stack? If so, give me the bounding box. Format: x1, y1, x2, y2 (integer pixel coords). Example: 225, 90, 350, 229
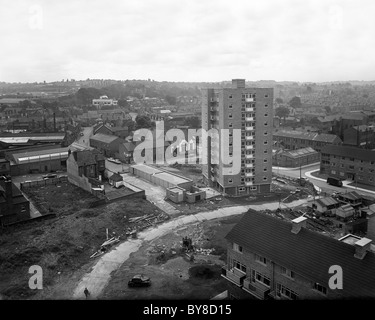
291, 216, 308, 234
354, 237, 372, 260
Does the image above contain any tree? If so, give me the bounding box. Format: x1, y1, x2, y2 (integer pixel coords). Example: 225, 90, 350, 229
275, 98, 283, 104
123, 119, 136, 131
76, 88, 102, 105
289, 96, 302, 108
165, 95, 177, 105
118, 99, 129, 108
135, 115, 152, 129
275, 106, 290, 122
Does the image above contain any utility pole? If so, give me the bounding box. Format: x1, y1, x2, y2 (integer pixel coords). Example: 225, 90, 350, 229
299, 159, 302, 186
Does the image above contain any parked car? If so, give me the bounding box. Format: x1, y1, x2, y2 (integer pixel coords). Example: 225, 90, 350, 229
327, 176, 343, 187
128, 275, 151, 287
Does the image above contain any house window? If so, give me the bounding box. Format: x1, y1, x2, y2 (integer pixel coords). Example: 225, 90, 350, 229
264, 113, 268, 117
264, 150, 268, 154
265, 94, 269, 98
331, 170, 336, 174
264, 122, 268, 126
264, 141, 268, 145
233, 243, 243, 253
255, 254, 267, 265
238, 187, 245, 191
263, 177, 268, 181
229, 95, 233, 99
263, 168, 267, 172
250, 186, 257, 191
252, 270, 270, 287
228, 179, 233, 183
313, 283, 327, 295
265, 104, 268, 107
281, 266, 295, 279
359, 167, 363, 172
229, 123, 233, 128
276, 283, 298, 300
232, 259, 246, 273
228, 113, 233, 119
21, 205, 26, 212
264, 132, 268, 136
263, 159, 268, 163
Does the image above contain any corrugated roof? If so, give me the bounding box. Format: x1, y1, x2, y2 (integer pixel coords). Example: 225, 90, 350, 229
283, 147, 318, 158
90, 133, 121, 144
12, 147, 70, 164
321, 145, 375, 161
225, 209, 375, 298
316, 197, 339, 207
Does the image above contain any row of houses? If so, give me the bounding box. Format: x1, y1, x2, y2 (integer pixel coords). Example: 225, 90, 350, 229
222, 209, 375, 299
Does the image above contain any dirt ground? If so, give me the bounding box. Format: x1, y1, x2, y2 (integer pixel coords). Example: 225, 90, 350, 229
0, 182, 165, 300
101, 215, 243, 300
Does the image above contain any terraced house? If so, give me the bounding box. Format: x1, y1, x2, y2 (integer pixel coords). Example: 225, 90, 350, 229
273, 130, 342, 153
222, 209, 375, 300
320, 145, 375, 187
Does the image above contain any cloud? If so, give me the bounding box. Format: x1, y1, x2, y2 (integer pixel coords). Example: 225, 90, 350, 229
0, 0, 375, 82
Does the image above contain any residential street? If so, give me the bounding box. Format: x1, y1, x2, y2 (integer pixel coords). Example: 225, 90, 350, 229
274, 163, 375, 197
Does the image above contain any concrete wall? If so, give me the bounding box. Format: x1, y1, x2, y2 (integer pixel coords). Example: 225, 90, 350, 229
20, 176, 68, 189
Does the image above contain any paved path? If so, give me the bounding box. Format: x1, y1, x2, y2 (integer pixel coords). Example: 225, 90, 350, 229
72, 198, 307, 299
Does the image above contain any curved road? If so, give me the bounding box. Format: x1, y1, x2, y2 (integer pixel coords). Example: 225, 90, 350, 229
274, 163, 375, 197
72, 198, 308, 299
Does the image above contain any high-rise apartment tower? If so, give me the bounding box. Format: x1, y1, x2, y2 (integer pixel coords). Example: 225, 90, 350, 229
201, 79, 273, 195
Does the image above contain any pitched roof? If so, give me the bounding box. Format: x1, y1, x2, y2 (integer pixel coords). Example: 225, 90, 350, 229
282, 147, 318, 159
321, 145, 375, 162
109, 173, 123, 182
274, 130, 341, 143
340, 191, 362, 201
314, 133, 341, 143
225, 209, 375, 298
90, 133, 121, 144
316, 197, 339, 207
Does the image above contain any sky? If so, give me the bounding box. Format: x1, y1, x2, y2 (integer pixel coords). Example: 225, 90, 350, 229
1, 0, 375, 83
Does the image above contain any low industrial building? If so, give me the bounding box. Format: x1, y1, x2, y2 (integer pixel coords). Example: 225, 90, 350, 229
272, 147, 319, 168
94, 123, 129, 140
89, 133, 124, 157
0, 176, 30, 226
130, 164, 194, 190
5, 145, 70, 176
320, 145, 375, 187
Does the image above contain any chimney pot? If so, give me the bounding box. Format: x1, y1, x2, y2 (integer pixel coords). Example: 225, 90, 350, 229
354, 237, 372, 259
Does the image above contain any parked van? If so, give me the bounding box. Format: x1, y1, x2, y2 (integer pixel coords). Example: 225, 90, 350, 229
327, 176, 343, 187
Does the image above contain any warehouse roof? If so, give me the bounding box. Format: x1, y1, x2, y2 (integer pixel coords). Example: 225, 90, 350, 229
11, 147, 70, 164
273, 130, 340, 143
90, 133, 121, 144
282, 147, 318, 159
225, 209, 375, 298
131, 164, 162, 175
321, 145, 375, 162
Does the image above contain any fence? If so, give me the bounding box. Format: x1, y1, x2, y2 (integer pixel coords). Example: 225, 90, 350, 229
20, 176, 68, 190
